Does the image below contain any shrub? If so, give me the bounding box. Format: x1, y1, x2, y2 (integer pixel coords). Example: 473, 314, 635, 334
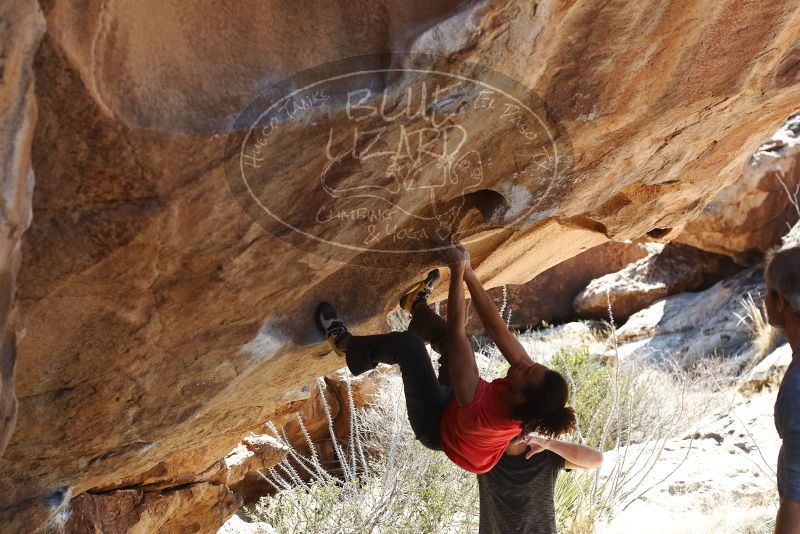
244, 332, 723, 533
244, 369, 480, 533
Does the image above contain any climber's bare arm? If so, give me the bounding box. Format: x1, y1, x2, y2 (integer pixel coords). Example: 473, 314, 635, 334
443, 246, 480, 407
463, 264, 532, 367
519, 436, 604, 469
776, 498, 800, 534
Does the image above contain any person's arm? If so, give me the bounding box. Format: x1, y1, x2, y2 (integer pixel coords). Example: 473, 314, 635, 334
462, 265, 531, 367
523, 436, 603, 469
443, 246, 480, 407
776, 498, 800, 534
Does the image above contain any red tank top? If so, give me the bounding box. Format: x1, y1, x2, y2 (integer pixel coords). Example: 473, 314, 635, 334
440, 377, 522, 474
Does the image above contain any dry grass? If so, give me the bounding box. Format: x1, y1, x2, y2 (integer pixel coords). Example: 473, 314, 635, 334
735, 293, 783, 366
240, 320, 728, 533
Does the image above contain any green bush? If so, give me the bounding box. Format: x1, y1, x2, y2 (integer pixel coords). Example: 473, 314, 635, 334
550, 347, 693, 452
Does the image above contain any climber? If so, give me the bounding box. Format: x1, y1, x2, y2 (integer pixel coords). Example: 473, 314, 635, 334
315, 243, 577, 474
765, 245, 800, 534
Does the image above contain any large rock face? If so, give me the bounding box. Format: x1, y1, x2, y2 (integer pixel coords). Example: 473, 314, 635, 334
2, 0, 800, 531
678, 113, 800, 263
0, 0, 45, 459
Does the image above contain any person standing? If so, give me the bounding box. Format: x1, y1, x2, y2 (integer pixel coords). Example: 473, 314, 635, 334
765, 246, 800, 534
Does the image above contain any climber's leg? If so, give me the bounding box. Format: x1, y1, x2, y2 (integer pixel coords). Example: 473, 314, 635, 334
316, 300, 451, 449
408, 301, 451, 387
346, 331, 452, 450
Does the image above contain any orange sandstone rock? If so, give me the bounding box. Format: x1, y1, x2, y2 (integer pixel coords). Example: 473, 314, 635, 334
1, 1, 799, 531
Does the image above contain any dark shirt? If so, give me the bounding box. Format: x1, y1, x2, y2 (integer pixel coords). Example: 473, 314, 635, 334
775, 350, 800, 501
477, 449, 566, 534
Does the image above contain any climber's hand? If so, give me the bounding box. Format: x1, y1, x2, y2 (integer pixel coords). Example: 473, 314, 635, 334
441, 243, 470, 270
524, 436, 550, 459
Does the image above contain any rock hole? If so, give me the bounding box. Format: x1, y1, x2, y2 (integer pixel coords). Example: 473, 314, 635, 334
461, 189, 508, 223
44, 486, 70, 509
647, 227, 672, 239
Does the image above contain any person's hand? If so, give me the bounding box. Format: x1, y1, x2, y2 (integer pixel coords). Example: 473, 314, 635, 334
523, 436, 551, 459
440, 243, 470, 271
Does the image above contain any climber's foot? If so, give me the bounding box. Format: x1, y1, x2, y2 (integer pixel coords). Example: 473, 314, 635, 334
315, 302, 350, 357
399, 269, 441, 313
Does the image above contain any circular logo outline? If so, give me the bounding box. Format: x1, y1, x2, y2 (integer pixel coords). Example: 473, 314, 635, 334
225, 53, 572, 262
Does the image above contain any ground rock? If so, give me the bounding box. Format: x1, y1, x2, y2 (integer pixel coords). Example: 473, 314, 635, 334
610, 265, 764, 363
3, 0, 800, 530
740, 343, 794, 393
678, 113, 800, 263
218, 515, 276, 534
599, 390, 780, 533
574, 243, 741, 321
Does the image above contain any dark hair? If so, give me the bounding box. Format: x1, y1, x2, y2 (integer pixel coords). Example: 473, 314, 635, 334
766, 246, 800, 314
511, 369, 576, 437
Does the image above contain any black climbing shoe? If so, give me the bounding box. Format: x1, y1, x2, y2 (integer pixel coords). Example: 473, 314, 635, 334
315, 301, 349, 357
399, 269, 441, 313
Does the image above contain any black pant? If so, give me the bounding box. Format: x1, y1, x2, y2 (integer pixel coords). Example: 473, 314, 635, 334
346, 303, 452, 450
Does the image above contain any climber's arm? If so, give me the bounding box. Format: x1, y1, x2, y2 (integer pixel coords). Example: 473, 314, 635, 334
512, 436, 603, 469
537, 438, 603, 470
463, 266, 532, 367
444, 247, 480, 407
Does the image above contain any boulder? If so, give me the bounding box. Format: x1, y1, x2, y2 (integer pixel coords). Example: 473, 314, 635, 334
678, 113, 800, 263
609, 265, 765, 363
460, 241, 649, 330
61, 436, 287, 533
740, 343, 794, 393
218, 515, 276, 534
65, 483, 242, 534
574, 243, 741, 321
3, 0, 800, 530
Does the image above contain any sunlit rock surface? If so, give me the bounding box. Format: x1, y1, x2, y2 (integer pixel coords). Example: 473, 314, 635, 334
678, 114, 800, 263
1, 0, 799, 530
574, 243, 741, 321
608, 265, 764, 363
